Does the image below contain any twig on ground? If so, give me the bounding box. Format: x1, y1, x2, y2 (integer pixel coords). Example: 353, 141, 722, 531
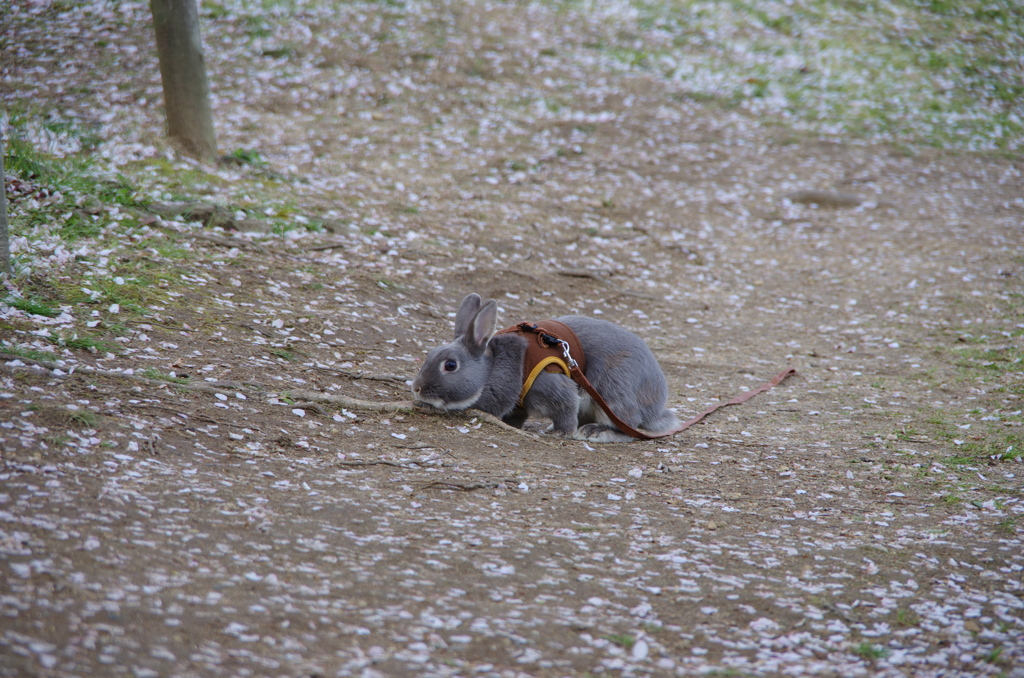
124, 319, 195, 332
555, 268, 663, 303
192, 413, 255, 430
207, 380, 247, 390
556, 268, 612, 282
301, 241, 349, 252
292, 401, 327, 416
503, 268, 540, 281
124, 403, 190, 419
703, 436, 772, 447
286, 389, 559, 444
416, 479, 518, 492
2, 352, 556, 444
228, 321, 273, 337
171, 229, 270, 253
607, 288, 662, 302
335, 459, 413, 469
390, 442, 442, 450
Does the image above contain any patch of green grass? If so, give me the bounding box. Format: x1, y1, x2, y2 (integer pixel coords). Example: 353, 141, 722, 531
3, 116, 155, 258
4, 120, 145, 211
56, 333, 113, 354
375, 277, 407, 291
601, 633, 635, 650
101, 320, 132, 337
996, 517, 1019, 534
149, 239, 193, 260
261, 46, 295, 59
896, 326, 1024, 469
85, 275, 165, 313
853, 641, 891, 660
558, 0, 1024, 151
894, 607, 920, 627
299, 218, 325, 233
944, 433, 1022, 466
140, 367, 190, 384
983, 645, 1004, 664
3, 296, 61, 318
201, 0, 229, 18
608, 46, 651, 68
950, 344, 1024, 374
4, 133, 51, 179
0, 344, 59, 362
127, 156, 227, 197
45, 434, 72, 448
67, 409, 98, 427
95, 174, 145, 207
242, 14, 271, 38
893, 427, 923, 441
225, 147, 267, 166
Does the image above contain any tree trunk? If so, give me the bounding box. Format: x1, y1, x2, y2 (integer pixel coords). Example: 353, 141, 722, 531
0, 128, 10, 279
150, 0, 217, 160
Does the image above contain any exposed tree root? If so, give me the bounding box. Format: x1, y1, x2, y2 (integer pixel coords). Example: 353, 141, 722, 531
0, 352, 558, 444
290, 401, 328, 416
285, 389, 416, 412
335, 460, 414, 469
287, 388, 557, 444
461, 408, 559, 445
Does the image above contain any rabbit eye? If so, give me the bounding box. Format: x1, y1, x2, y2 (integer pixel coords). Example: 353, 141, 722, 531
443, 359, 458, 372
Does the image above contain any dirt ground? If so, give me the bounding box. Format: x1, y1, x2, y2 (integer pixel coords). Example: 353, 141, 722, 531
2, 1, 1024, 677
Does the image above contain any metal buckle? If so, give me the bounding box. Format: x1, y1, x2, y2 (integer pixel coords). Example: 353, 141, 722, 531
558, 340, 578, 369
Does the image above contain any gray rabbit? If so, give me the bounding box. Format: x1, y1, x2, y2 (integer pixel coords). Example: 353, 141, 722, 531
411, 293, 678, 442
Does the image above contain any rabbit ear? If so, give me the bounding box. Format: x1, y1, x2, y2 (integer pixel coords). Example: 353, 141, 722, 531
465, 299, 497, 356
453, 293, 483, 338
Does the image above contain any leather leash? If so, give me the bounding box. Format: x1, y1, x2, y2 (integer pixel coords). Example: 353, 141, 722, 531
571, 364, 796, 439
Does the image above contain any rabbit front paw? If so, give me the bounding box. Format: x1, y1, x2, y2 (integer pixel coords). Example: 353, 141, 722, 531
574, 423, 635, 443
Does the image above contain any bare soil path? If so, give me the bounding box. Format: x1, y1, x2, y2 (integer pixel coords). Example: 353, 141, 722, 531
1, 1, 1022, 676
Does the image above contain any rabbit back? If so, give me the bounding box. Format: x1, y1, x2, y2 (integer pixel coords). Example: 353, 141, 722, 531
556, 315, 677, 437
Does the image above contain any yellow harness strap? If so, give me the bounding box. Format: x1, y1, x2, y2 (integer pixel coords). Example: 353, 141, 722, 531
517, 356, 571, 407
496, 320, 585, 409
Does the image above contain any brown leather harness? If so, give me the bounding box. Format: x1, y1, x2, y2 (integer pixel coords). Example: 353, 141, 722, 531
496, 320, 585, 407
497, 320, 795, 440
